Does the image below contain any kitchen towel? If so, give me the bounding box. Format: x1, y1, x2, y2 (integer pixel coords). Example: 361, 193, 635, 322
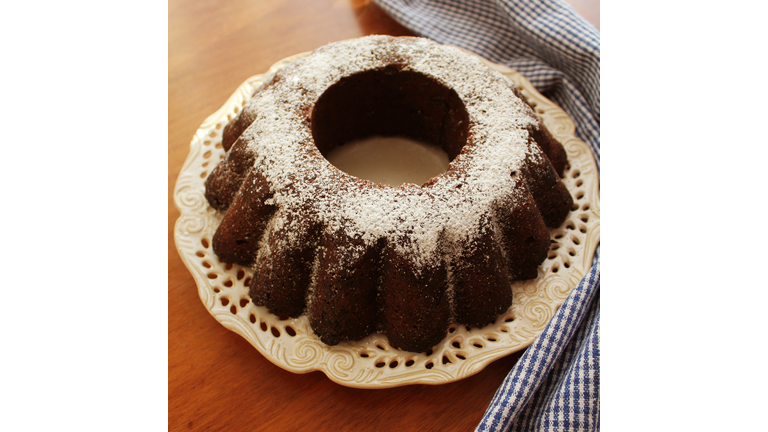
371, 1, 601, 430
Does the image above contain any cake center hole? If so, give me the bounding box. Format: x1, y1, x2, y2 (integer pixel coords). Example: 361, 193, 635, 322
311, 66, 469, 186
325, 136, 449, 187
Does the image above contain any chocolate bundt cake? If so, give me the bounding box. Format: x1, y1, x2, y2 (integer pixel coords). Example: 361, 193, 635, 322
204, 36, 573, 353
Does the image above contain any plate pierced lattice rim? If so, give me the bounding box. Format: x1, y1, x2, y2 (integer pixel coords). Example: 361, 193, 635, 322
173, 50, 600, 389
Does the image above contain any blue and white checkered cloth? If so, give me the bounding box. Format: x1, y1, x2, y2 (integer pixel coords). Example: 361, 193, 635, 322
372, 1, 601, 430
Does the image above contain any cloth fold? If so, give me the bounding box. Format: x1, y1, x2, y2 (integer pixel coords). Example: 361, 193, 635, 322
371, 1, 601, 430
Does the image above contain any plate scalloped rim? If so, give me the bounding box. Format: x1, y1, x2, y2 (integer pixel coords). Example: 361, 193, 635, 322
173, 49, 600, 389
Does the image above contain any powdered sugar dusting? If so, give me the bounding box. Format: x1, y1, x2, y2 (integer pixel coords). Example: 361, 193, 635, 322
233, 36, 541, 273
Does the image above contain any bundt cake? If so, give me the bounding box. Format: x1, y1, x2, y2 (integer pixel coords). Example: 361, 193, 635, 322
204, 35, 573, 353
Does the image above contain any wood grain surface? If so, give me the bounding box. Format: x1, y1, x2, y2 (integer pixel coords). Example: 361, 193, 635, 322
168, 1, 598, 430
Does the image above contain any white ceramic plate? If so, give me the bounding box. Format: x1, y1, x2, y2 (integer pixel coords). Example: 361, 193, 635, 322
173, 50, 600, 389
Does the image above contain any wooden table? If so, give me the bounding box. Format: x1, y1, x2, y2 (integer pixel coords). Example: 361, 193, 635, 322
169, 1, 598, 430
